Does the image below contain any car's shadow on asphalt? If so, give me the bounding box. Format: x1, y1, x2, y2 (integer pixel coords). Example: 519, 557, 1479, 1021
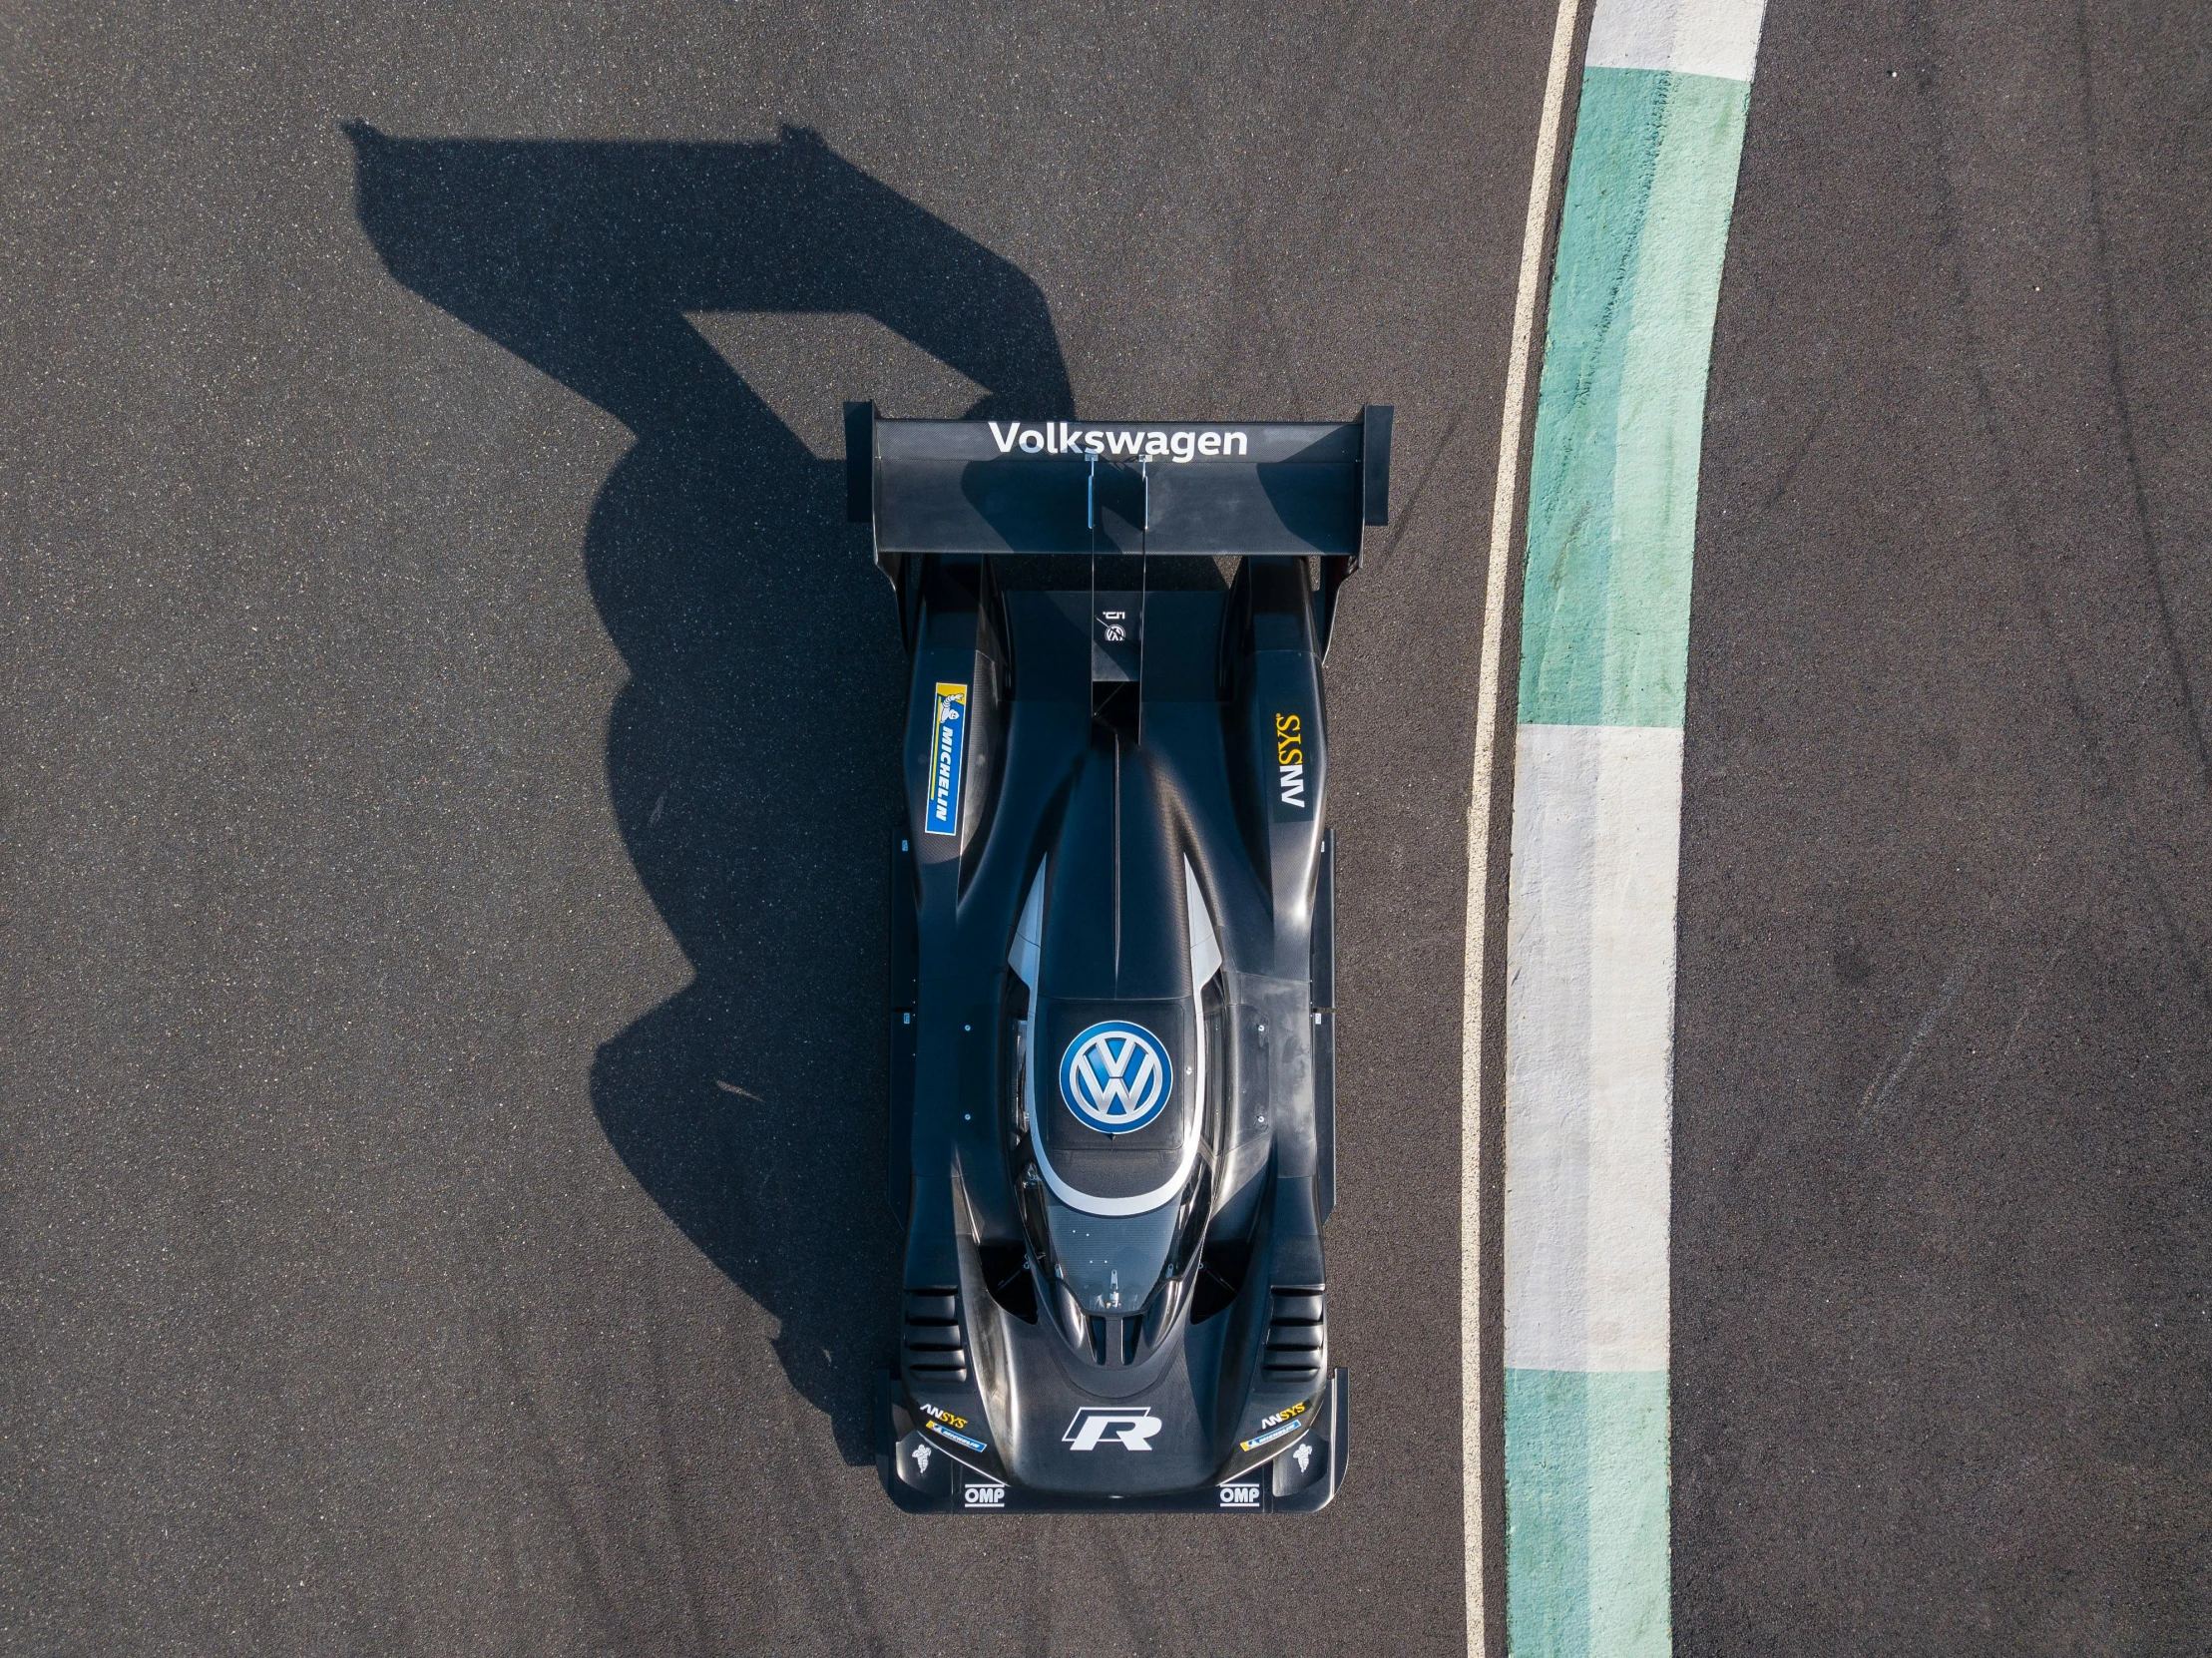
349, 123, 1073, 1464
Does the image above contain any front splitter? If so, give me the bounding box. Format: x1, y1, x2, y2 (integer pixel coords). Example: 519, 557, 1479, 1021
875, 1367, 1348, 1514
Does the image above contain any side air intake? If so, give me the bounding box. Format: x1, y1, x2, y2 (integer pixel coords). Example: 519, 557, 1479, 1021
901, 1287, 970, 1386
1261, 1287, 1327, 1386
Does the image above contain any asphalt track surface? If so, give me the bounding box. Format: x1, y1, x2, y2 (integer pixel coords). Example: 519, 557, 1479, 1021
1679, 3, 2212, 1649
0, 5, 2206, 1657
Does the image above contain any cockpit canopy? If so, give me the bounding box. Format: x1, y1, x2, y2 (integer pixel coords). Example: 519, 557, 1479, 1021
1008, 739, 1223, 1346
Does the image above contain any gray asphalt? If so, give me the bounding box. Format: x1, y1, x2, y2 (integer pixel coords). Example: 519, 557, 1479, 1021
0, 4, 1548, 1654
1679, 0, 2212, 1649
4, 1, 2208, 1654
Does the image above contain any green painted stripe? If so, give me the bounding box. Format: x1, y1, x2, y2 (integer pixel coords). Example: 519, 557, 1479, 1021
1505, 1368, 1672, 1657
1505, 59, 1758, 1658
1517, 67, 1751, 730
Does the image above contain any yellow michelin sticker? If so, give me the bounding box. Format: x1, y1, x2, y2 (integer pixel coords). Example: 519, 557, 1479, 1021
926, 682, 969, 835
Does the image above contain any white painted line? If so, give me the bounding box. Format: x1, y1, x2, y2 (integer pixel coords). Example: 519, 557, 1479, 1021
1462, 0, 1586, 1645
1503, 723, 1680, 1374
1585, 0, 1765, 83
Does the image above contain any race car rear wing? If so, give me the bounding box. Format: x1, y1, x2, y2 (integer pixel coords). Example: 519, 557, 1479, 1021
845, 405, 1392, 562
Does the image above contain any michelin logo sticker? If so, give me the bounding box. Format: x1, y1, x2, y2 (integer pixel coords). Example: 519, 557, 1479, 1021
926, 1420, 989, 1453
1238, 1418, 1306, 1453
926, 682, 968, 836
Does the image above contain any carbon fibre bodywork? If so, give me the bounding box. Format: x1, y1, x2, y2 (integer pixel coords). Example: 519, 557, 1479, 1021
854, 409, 1387, 1513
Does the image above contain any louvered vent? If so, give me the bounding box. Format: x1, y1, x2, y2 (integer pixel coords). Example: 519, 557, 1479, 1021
901, 1287, 969, 1386
1261, 1286, 1326, 1386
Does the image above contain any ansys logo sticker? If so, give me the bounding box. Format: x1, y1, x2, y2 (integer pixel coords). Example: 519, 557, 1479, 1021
1060, 1022, 1170, 1134
925, 682, 968, 836
1274, 711, 1307, 810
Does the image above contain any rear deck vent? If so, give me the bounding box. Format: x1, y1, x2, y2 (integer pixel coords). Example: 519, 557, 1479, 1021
1261, 1286, 1326, 1386
901, 1287, 970, 1385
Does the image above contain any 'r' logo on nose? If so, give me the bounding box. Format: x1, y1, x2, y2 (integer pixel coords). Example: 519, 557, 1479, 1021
1062, 1407, 1163, 1451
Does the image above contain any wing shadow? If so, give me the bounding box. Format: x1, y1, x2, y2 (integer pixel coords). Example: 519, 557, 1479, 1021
350, 123, 1073, 1462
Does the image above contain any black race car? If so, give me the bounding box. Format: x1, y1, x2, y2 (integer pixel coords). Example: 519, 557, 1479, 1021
851, 404, 1390, 1513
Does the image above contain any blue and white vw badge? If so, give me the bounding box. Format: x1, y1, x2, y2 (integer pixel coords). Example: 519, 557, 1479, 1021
1060, 1021, 1171, 1134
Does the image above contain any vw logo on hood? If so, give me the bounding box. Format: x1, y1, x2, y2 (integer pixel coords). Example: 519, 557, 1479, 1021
1059, 1021, 1171, 1134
